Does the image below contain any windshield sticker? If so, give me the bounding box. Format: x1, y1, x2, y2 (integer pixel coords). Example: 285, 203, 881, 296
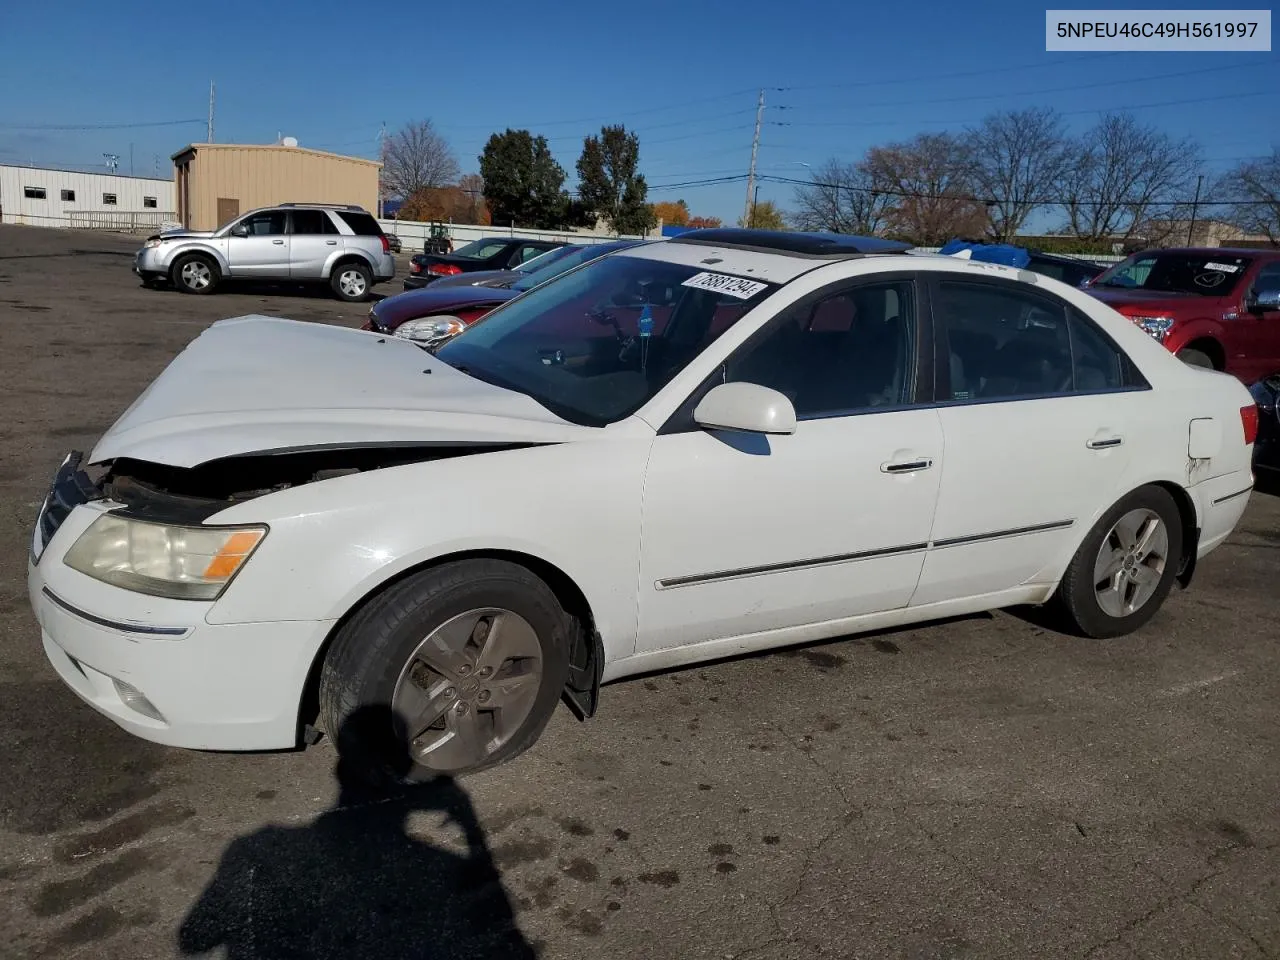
1202, 262, 1241, 273
1194, 272, 1228, 288
681, 272, 768, 300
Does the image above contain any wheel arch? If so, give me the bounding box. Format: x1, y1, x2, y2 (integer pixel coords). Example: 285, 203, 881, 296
323, 251, 375, 279
1149, 479, 1200, 587
296, 548, 604, 746
168, 245, 226, 280
1178, 335, 1226, 370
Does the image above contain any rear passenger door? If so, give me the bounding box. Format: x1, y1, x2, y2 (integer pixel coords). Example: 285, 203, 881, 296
911, 274, 1150, 607
288, 209, 341, 278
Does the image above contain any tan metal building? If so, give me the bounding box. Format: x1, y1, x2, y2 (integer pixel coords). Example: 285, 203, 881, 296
172, 143, 381, 230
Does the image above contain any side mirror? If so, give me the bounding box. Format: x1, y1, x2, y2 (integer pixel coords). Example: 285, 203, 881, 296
229, 224, 249, 238
693, 382, 797, 435
1248, 288, 1280, 313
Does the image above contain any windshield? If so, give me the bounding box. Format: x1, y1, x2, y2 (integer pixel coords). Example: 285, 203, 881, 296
511, 243, 635, 292
435, 253, 779, 426
1093, 253, 1252, 297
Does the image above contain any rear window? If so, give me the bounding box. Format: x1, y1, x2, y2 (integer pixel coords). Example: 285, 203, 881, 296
336, 211, 383, 236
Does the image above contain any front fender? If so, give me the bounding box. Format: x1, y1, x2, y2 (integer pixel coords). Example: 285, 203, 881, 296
159, 239, 229, 276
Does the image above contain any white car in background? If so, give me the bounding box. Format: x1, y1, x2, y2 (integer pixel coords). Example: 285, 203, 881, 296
29, 229, 1257, 781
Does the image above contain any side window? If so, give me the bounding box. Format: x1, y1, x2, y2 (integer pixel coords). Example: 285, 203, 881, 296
517, 244, 549, 264
322, 213, 342, 235
289, 210, 328, 235
1251, 262, 1280, 298
725, 280, 916, 418
241, 211, 287, 236
1068, 310, 1127, 390
938, 280, 1073, 401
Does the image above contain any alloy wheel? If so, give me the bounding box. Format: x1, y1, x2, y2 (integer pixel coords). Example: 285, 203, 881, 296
181, 260, 212, 290
1093, 507, 1169, 617
391, 608, 543, 772
339, 269, 367, 298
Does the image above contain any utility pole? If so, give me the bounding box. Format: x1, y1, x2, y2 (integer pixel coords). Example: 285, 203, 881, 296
1186, 173, 1204, 245
376, 121, 387, 219
207, 81, 215, 143
743, 89, 764, 228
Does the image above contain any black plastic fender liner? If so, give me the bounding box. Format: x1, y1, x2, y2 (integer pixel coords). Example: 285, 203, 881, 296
562, 626, 604, 721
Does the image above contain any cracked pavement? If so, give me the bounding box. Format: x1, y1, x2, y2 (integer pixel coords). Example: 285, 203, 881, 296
1, 225, 1278, 959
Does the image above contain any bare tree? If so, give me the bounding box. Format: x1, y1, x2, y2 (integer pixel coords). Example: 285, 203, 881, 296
381, 119, 460, 200
863, 133, 988, 245
1216, 149, 1280, 245
789, 159, 893, 235
961, 108, 1069, 241
1057, 113, 1201, 242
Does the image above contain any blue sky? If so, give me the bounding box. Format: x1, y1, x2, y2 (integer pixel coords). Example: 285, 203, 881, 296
1, 0, 1275, 225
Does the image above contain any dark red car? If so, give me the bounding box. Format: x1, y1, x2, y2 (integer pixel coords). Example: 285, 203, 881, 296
365, 240, 649, 345
1086, 247, 1280, 383
404, 236, 568, 290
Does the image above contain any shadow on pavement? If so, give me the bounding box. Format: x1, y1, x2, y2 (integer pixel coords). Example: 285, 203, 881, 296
178, 705, 534, 960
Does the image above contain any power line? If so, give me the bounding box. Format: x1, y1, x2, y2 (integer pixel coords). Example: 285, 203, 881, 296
775, 52, 1120, 92
757, 172, 1277, 207
0, 118, 204, 131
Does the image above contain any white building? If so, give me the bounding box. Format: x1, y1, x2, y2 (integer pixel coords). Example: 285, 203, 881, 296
0, 164, 175, 231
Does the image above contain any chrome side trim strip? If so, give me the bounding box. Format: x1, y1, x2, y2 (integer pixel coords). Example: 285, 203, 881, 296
42, 588, 189, 637
1212, 486, 1253, 506
931, 519, 1075, 549
656, 542, 930, 590
656, 519, 1076, 590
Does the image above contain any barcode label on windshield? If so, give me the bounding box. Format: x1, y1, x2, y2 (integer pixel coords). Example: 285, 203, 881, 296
1203, 261, 1241, 273
681, 272, 768, 299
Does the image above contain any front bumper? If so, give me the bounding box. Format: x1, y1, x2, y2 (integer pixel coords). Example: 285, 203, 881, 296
133, 246, 168, 279
28, 458, 333, 751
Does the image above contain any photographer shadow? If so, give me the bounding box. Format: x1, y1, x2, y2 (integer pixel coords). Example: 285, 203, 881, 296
178, 705, 534, 959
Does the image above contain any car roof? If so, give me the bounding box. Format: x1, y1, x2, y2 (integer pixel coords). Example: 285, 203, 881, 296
670, 228, 911, 257
1129, 246, 1276, 258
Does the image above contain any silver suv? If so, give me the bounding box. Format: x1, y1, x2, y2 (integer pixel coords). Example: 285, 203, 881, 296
134, 203, 396, 302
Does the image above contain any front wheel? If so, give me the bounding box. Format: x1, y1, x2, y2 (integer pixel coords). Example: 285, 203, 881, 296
331, 262, 372, 302
1053, 485, 1184, 638
172, 254, 219, 295
318, 559, 573, 782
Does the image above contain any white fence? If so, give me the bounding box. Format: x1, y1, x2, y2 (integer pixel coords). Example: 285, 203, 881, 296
378, 218, 651, 251
68, 210, 176, 233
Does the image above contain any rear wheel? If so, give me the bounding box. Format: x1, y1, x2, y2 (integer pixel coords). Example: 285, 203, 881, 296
319, 559, 573, 782
172, 254, 219, 295
331, 262, 372, 302
1053, 486, 1184, 638
1177, 347, 1215, 370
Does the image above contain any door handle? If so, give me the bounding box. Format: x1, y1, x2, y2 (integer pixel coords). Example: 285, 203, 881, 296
272, 239, 285, 245
1086, 436, 1124, 450
325, 240, 337, 245
881, 458, 933, 474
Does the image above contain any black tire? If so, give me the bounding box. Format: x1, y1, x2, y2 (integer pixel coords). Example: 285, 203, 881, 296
141, 275, 169, 290
318, 559, 573, 784
330, 261, 372, 302
1178, 348, 1215, 370
171, 254, 219, 295
1052, 485, 1184, 639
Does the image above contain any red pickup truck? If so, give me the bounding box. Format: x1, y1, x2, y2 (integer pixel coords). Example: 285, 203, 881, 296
1087, 247, 1280, 384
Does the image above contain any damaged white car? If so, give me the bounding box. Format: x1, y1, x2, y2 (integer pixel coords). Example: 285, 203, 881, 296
28, 230, 1258, 779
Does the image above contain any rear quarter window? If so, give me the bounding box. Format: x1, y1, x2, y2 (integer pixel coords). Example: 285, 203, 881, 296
336, 211, 383, 237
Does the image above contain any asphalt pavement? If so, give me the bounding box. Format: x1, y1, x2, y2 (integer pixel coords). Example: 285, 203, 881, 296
0, 224, 1277, 960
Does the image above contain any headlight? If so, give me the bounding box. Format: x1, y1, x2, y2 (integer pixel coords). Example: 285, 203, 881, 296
64, 514, 267, 600
1129, 315, 1174, 341
394, 316, 467, 345
143, 238, 162, 249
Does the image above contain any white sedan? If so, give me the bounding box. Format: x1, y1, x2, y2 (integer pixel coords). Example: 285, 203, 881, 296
28, 230, 1258, 780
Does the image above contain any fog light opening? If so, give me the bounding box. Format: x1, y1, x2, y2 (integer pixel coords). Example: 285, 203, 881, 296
111, 678, 166, 723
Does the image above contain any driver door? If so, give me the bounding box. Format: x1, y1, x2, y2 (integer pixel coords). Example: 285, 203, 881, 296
226, 210, 290, 277
1240, 260, 1280, 381
635, 275, 944, 654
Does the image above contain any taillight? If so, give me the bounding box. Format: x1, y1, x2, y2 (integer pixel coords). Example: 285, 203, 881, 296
1241, 404, 1259, 445
379, 234, 390, 254
428, 263, 462, 277
409, 262, 421, 274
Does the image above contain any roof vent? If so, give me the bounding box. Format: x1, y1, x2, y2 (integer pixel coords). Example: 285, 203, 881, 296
281, 136, 299, 148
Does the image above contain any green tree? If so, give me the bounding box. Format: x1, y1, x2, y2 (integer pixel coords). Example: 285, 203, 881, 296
738, 200, 787, 230
576, 125, 657, 235
478, 129, 576, 229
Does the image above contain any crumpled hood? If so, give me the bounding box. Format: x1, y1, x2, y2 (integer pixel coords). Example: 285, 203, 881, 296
89, 315, 592, 468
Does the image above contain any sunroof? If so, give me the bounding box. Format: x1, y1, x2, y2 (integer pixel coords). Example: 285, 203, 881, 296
669, 229, 912, 257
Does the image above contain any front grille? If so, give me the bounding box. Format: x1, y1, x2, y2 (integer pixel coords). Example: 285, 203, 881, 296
35, 451, 101, 559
